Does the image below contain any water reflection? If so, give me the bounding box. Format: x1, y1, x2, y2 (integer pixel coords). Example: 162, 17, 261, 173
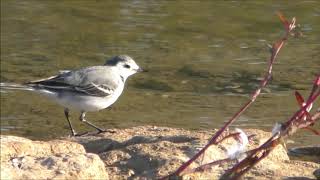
1, 1, 319, 147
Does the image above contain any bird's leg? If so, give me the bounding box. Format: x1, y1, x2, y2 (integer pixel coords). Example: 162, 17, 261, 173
79, 111, 106, 133
64, 108, 77, 136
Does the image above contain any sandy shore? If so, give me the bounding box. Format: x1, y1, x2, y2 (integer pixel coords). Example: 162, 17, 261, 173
1, 126, 319, 179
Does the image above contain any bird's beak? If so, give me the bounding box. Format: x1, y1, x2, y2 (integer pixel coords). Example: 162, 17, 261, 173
137, 68, 146, 73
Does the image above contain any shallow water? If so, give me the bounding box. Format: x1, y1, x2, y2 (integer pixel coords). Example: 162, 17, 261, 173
1, 1, 319, 147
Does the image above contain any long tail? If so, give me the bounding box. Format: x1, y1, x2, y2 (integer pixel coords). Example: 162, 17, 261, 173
0, 82, 35, 92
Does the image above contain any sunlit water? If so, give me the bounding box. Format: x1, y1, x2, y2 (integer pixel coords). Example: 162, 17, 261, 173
1, 1, 319, 147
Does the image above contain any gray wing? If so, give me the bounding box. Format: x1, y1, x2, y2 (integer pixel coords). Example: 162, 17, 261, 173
27, 66, 119, 97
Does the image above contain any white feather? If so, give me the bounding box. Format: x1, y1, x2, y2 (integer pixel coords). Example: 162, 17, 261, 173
227, 128, 249, 161
272, 123, 282, 136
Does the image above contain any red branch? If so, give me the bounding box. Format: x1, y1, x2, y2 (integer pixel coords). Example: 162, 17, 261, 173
222, 76, 320, 179
161, 12, 298, 179
175, 63, 319, 180
303, 126, 320, 135
215, 132, 240, 144
181, 158, 235, 175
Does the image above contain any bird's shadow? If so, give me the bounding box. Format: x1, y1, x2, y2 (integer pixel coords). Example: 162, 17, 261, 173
70, 133, 199, 179
73, 133, 197, 154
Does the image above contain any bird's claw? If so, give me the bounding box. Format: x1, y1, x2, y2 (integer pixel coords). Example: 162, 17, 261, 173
73, 131, 89, 137
97, 129, 116, 134
69, 129, 115, 136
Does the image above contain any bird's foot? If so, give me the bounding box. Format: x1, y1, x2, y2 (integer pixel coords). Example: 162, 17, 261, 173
73, 131, 89, 137
96, 129, 116, 134
68, 130, 114, 136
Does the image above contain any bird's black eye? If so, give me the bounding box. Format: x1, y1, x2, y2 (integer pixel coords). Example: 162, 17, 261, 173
124, 64, 130, 68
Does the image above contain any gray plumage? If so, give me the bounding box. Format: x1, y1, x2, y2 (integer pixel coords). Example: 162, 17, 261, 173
1, 55, 143, 136
28, 66, 120, 97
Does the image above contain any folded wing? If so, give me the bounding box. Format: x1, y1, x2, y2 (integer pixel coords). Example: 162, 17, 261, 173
27, 67, 117, 97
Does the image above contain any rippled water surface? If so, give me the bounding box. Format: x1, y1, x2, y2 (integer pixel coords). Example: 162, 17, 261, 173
1, 1, 319, 146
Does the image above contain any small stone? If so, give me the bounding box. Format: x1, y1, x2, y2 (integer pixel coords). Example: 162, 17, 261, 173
119, 161, 127, 165
56, 169, 65, 175
162, 94, 169, 98
313, 169, 320, 179
128, 169, 135, 176
11, 157, 25, 169
181, 80, 188, 84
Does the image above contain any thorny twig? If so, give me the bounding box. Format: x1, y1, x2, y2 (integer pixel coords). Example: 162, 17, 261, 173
162, 12, 299, 179
222, 78, 320, 179
181, 158, 235, 175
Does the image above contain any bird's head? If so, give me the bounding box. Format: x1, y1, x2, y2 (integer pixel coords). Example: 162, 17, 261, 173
104, 55, 143, 79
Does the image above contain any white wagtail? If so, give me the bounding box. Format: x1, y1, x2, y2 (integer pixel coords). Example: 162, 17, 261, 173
0, 55, 143, 136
